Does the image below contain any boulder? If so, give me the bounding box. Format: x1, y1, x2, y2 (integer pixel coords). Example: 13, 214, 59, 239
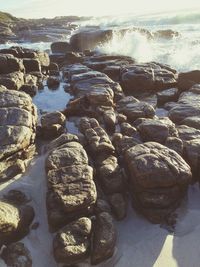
157, 88, 179, 106
23, 58, 41, 73
53, 217, 92, 264
121, 62, 177, 94
0, 87, 37, 181
91, 212, 117, 265
178, 70, 200, 90
124, 142, 192, 223
20, 84, 38, 97
108, 193, 127, 220
47, 76, 60, 89
0, 54, 24, 74
51, 41, 72, 54
0, 71, 24, 90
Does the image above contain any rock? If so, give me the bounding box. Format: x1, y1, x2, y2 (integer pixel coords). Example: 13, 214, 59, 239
124, 142, 192, 223
3, 190, 30, 206
70, 29, 113, 51
53, 217, 92, 264
117, 114, 127, 123
0, 201, 34, 245
23, 58, 41, 73
45, 141, 97, 230
184, 139, 200, 180
51, 41, 72, 54
1, 242, 32, 267
117, 96, 155, 121
96, 154, 125, 194
136, 118, 177, 144
169, 84, 200, 123
47, 76, 60, 89
121, 62, 177, 94
157, 88, 179, 106
0, 87, 37, 181
96, 106, 116, 131
79, 117, 115, 154
108, 193, 127, 220
178, 70, 200, 90
0, 54, 24, 74
94, 199, 111, 214
165, 137, 183, 155
49, 62, 59, 76
103, 65, 121, 81
181, 116, 200, 130
20, 84, 38, 97
0, 71, 24, 90
91, 212, 117, 265
120, 122, 137, 136
177, 125, 200, 141
153, 29, 179, 39
112, 133, 141, 155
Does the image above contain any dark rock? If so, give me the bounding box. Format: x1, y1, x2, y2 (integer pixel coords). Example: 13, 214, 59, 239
3, 190, 30, 206
51, 41, 72, 54
0, 54, 24, 74
178, 70, 200, 90
157, 88, 179, 106
47, 76, 60, 89
125, 142, 192, 223
120, 122, 137, 136
153, 29, 180, 39
53, 217, 92, 264
108, 193, 127, 220
181, 116, 200, 130
23, 58, 41, 73
91, 212, 117, 265
1, 242, 32, 267
20, 84, 38, 97
0, 71, 24, 90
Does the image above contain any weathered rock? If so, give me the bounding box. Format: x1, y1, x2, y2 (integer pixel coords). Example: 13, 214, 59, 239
177, 125, 200, 141
169, 85, 200, 123
0, 201, 34, 245
0, 54, 24, 74
1, 242, 32, 267
70, 29, 113, 51
178, 70, 200, 90
46, 140, 97, 230
157, 88, 179, 106
112, 133, 141, 155
0, 87, 37, 180
165, 137, 183, 155
117, 96, 155, 121
120, 122, 137, 136
3, 190, 30, 206
51, 41, 72, 54
48, 62, 59, 76
47, 76, 60, 89
23, 58, 41, 73
0, 71, 24, 90
53, 217, 92, 264
125, 142, 192, 223
91, 212, 117, 265
79, 117, 115, 154
121, 62, 177, 94
181, 116, 200, 130
108, 193, 127, 220
20, 84, 38, 97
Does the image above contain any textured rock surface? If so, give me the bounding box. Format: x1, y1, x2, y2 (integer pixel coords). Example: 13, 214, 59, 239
53, 217, 92, 264
125, 142, 192, 223
0, 87, 37, 181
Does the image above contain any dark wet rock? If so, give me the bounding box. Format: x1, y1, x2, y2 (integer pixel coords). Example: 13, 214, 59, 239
45, 140, 97, 230
0, 54, 24, 74
40, 111, 66, 139
70, 29, 113, 51
157, 88, 179, 106
79, 117, 115, 154
153, 29, 180, 39
3, 190, 30, 206
117, 96, 155, 121
169, 84, 200, 123
91, 212, 117, 265
184, 139, 200, 180
112, 133, 141, 155
53, 217, 92, 264
121, 62, 177, 95
136, 117, 178, 144
120, 122, 137, 136
51, 41, 72, 54
178, 70, 200, 90
0, 87, 37, 181
124, 142, 192, 223
94, 199, 111, 214
181, 116, 200, 130
49, 62, 59, 76
108, 193, 127, 220
0, 201, 34, 245
47, 76, 60, 89
0, 71, 24, 90
23, 58, 41, 73
20, 84, 38, 97
103, 65, 121, 81
165, 137, 183, 155
1, 242, 32, 267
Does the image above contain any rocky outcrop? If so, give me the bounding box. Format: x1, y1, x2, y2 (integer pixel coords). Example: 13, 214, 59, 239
178, 70, 200, 90
124, 142, 192, 223
121, 62, 177, 95
45, 136, 97, 230
0, 54, 24, 74
0, 86, 37, 181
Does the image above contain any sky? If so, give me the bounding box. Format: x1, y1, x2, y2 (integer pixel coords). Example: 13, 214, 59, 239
1, 0, 200, 18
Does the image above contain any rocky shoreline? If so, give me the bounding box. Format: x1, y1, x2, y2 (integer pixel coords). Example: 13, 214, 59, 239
0, 22, 200, 266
